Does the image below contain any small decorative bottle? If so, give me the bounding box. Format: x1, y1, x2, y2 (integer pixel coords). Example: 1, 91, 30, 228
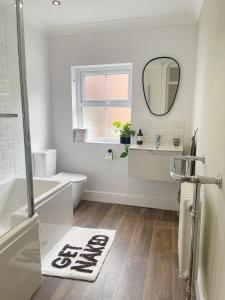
137, 129, 143, 145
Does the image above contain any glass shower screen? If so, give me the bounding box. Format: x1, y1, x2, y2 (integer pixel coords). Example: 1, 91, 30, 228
0, 0, 34, 237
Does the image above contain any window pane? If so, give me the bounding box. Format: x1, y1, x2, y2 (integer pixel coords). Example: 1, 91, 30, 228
82, 107, 106, 140
84, 75, 105, 100
106, 107, 131, 138
106, 74, 129, 100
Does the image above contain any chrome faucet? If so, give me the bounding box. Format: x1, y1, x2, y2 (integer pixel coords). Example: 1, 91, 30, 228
155, 135, 161, 148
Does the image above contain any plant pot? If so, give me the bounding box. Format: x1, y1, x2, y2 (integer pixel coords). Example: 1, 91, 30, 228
120, 136, 131, 145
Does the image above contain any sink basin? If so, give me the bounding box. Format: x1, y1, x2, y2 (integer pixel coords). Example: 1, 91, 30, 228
128, 143, 183, 182
129, 143, 183, 152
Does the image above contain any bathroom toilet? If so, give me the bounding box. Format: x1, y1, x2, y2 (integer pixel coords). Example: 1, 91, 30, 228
52, 172, 87, 209
33, 149, 87, 209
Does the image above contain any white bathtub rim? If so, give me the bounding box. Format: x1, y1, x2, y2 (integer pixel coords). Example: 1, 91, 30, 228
0, 177, 15, 185
0, 176, 69, 188
13, 180, 71, 219
0, 178, 71, 242
34, 183, 72, 212
33, 178, 71, 207
0, 176, 71, 207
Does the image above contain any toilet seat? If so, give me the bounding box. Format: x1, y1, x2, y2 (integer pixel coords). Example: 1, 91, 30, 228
53, 172, 87, 183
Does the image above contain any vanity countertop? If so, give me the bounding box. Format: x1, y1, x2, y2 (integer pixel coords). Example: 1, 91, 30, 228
129, 143, 183, 152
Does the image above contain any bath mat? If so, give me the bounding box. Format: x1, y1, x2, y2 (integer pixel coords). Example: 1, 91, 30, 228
42, 226, 116, 281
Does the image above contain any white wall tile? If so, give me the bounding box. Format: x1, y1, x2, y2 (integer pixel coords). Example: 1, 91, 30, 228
135, 119, 185, 145
0, 13, 16, 183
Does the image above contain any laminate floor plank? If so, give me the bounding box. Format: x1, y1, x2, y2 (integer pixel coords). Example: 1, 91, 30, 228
154, 209, 178, 228
97, 204, 127, 230
31, 201, 186, 300
173, 254, 187, 300
31, 276, 63, 300
73, 201, 113, 228
112, 257, 148, 300
79, 215, 138, 300
143, 225, 174, 300
126, 217, 154, 258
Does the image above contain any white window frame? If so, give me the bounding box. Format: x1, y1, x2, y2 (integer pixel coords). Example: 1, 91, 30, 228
71, 63, 133, 143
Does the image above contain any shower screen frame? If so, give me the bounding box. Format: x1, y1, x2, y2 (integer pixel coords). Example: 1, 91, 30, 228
16, 0, 34, 217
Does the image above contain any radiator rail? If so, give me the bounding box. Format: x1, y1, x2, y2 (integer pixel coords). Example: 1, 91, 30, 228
170, 155, 222, 300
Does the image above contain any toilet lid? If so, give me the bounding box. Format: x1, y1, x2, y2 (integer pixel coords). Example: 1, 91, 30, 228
53, 172, 87, 183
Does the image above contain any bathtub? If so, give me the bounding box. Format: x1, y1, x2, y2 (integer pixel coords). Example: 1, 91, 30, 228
0, 177, 73, 300
0, 215, 41, 300
7, 177, 73, 257
33, 177, 73, 257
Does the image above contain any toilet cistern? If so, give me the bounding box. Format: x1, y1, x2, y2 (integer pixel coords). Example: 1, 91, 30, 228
155, 135, 161, 148
33, 149, 87, 209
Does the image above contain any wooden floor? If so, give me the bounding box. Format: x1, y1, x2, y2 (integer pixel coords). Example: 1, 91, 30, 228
31, 201, 186, 300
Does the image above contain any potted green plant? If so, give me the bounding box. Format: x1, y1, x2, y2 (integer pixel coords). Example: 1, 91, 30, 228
112, 121, 135, 158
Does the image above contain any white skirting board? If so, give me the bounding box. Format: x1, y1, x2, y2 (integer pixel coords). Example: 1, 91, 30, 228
83, 190, 179, 211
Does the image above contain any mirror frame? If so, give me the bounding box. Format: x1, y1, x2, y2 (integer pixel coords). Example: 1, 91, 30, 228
142, 56, 181, 116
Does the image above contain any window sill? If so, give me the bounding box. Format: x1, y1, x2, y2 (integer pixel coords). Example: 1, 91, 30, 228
73, 140, 121, 145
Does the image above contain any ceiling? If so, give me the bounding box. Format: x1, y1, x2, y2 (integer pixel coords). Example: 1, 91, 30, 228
23, 0, 204, 29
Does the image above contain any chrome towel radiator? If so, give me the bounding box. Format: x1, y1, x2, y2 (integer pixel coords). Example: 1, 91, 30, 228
170, 155, 222, 300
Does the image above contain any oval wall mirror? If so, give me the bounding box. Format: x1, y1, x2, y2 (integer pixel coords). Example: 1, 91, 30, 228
142, 57, 180, 116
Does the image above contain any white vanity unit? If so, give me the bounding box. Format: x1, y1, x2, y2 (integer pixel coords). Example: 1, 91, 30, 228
128, 144, 183, 182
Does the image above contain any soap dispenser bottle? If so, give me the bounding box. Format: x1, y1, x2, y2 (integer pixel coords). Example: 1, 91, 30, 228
137, 129, 143, 145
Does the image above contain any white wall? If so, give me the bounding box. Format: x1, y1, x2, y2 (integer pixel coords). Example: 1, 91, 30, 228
192, 0, 225, 299
49, 24, 197, 210
24, 23, 52, 152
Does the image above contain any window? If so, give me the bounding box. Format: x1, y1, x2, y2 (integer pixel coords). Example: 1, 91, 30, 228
72, 63, 132, 143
